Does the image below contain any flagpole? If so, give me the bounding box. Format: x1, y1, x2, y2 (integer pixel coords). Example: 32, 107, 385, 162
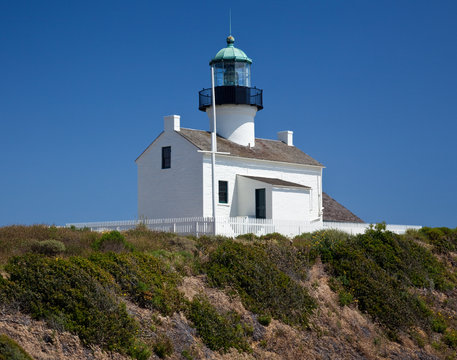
210, 66, 217, 234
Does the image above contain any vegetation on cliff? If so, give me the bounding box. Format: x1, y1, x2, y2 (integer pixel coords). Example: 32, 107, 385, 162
0, 334, 33, 360
0, 224, 456, 359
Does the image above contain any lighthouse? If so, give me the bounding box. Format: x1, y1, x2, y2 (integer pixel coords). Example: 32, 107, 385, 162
198, 35, 263, 147
135, 33, 369, 231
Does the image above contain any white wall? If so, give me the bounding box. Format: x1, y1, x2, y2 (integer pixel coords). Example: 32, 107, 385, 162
136, 130, 203, 219
206, 104, 257, 146
271, 187, 309, 221
203, 154, 322, 222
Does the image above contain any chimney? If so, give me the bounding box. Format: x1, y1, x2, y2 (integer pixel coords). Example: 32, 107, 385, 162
164, 115, 180, 132
277, 131, 293, 146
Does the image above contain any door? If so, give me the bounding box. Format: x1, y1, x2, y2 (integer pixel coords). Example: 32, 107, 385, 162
255, 188, 266, 219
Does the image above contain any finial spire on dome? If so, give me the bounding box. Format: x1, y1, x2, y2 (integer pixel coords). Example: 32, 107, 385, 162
226, 35, 235, 47
226, 9, 234, 47
210, 31, 252, 65
229, 8, 232, 36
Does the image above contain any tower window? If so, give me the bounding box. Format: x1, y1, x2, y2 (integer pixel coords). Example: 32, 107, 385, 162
219, 181, 228, 204
162, 146, 171, 169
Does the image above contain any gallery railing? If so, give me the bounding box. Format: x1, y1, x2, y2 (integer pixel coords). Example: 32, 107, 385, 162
198, 86, 263, 111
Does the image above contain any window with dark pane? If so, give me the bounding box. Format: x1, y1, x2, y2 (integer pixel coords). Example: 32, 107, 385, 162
218, 181, 228, 204
162, 146, 171, 169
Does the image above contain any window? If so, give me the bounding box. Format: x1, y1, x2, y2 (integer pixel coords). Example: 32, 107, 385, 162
218, 181, 228, 204
162, 146, 171, 169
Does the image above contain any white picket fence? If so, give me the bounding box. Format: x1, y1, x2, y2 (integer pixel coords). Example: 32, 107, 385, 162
323, 221, 421, 235
66, 217, 421, 237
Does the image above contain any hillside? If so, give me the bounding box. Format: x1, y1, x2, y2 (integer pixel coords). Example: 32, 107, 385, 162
0, 224, 456, 360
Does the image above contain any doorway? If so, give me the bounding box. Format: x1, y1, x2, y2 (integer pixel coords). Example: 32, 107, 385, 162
255, 188, 266, 219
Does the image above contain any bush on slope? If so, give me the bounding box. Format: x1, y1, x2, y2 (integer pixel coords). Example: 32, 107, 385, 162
203, 240, 316, 328
311, 226, 455, 335
1, 254, 149, 359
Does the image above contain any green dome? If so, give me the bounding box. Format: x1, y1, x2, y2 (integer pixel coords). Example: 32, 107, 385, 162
209, 36, 252, 65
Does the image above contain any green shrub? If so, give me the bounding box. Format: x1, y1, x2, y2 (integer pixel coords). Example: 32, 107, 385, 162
235, 233, 257, 241
31, 239, 66, 255
258, 314, 272, 326
259, 232, 289, 243
127, 341, 151, 360
263, 241, 311, 282
432, 313, 447, 333
69, 257, 116, 287
419, 227, 457, 254
0, 275, 19, 307
298, 229, 351, 264
204, 240, 316, 328
92, 231, 134, 253
194, 235, 232, 260
88, 252, 183, 315
443, 329, 457, 348
186, 295, 251, 353
3, 254, 143, 357
181, 349, 194, 360
149, 249, 194, 275
291, 234, 320, 266
0, 334, 33, 360
327, 276, 354, 306
338, 290, 354, 306
152, 334, 173, 358
411, 330, 425, 348
314, 229, 440, 333
357, 227, 454, 290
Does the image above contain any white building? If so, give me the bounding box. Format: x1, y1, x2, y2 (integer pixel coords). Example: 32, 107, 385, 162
136, 35, 363, 227
67, 36, 422, 236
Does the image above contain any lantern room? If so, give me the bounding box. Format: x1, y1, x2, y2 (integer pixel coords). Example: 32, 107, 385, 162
210, 36, 251, 87
199, 36, 263, 112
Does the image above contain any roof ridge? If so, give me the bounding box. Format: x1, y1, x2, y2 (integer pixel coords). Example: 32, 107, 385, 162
172, 127, 323, 167
255, 137, 282, 142
180, 127, 208, 132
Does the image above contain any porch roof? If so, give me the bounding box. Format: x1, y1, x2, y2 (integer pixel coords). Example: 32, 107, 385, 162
239, 175, 311, 189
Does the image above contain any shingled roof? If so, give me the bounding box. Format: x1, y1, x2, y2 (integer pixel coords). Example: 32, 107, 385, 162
323, 192, 364, 223
177, 128, 323, 167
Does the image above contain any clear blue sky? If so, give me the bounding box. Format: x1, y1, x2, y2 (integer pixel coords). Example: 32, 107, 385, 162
1, 0, 456, 227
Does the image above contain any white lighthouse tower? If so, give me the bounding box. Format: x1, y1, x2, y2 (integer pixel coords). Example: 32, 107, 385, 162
198, 35, 263, 147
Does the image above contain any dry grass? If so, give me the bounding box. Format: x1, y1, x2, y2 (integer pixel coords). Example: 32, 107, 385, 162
0, 225, 96, 266
0, 225, 198, 267
124, 227, 197, 254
